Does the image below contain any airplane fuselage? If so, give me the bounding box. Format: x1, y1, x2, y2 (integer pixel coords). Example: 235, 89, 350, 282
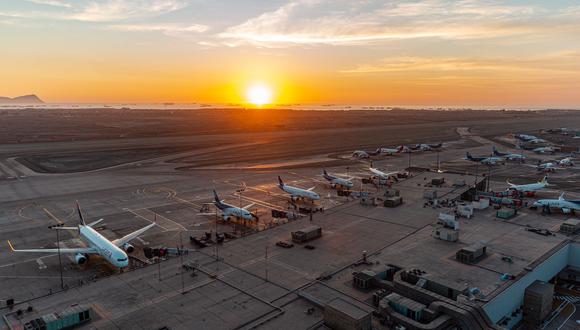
533, 199, 580, 213
80, 225, 129, 268
216, 201, 255, 221
280, 185, 320, 201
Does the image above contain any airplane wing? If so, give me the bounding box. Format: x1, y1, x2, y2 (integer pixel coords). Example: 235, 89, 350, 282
112, 223, 157, 247
307, 186, 316, 191
8, 241, 97, 254
242, 203, 256, 210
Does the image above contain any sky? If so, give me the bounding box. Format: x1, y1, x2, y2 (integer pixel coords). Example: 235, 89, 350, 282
1, 0, 580, 107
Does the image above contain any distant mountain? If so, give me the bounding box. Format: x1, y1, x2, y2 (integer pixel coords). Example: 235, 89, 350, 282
0, 94, 44, 104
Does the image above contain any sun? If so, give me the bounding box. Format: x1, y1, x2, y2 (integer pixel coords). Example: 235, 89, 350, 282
246, 83, 273, 106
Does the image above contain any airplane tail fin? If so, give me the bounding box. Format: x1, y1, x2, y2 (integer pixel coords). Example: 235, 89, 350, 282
213, 190, 220, 203
75, 201, 86, 226
541, 176, 548, 184
466, 152, 472, 160
559, 192, 565, 200
278, 176, 284, 188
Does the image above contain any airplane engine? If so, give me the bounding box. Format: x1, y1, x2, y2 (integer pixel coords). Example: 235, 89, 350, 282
75, 253, 87, 265
122, 243, 135, 253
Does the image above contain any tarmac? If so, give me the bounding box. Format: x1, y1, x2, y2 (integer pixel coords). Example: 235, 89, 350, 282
1, 114, 580, 329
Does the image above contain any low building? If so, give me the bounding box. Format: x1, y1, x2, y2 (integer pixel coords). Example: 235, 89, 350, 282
324, 297, 372, 330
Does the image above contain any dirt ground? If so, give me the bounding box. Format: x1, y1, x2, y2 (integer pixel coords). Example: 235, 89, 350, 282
2, 108, 580, 173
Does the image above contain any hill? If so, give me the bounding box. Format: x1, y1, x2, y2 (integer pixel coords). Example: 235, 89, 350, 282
0, 94, 44, 104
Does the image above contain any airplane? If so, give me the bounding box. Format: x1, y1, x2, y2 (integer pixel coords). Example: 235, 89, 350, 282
464, 152, 504, 165
506, 176, 549, 193
376, 145, 405, 155
526, 162, 562, 172
8, 202, 156, 268
558, 157, 575, 167
533, 193, 580, 214
532, 146, 555, 154
369, 166, 401, 180
352, 150, 371, 159
411, 142, 443, 151
278, 176, 320, 201
211, 190, 258, 221
493, 146, 525, 161
528, 138, 547, 144
322, 169, 354, 189
514, 134, 538, 141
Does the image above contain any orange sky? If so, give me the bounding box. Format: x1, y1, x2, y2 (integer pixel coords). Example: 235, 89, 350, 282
1, 0, 580, 107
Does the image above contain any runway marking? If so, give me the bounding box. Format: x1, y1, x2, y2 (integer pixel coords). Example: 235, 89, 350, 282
124, 208, 169, 231
232, 192, 284, 211
36, 258, 47, 270
126, 208, 186, 231
136, 237, 149, 245
0, 254, 57, 269
171, 195, 202, 209
43, 208, 64, 225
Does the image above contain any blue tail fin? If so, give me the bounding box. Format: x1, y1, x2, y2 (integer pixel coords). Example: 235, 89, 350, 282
278, 176, 284, 188
75, 201, 86, 226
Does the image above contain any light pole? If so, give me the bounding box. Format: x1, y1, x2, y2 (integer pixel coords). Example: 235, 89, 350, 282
48, 223, 65, 290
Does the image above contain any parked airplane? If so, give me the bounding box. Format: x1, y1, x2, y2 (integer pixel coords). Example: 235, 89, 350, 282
515, 134, 538, 141
493, 146, 526, 161
376, 145, 405, 155
529, 138, 547, 144
212, 190, 258, 221
278, 176, 320, 201
369, 166, 400, 180
506, 176, 549, 193
533, 193, 580, 214
322, 169, 354, 189
532, 146, 555, 154
352, 150, 371, 159
559, 157, 575, 166
8, 202, 156, 268
464, 152, 504, 165
527, 162, 562, 172
411, 143, 442, 151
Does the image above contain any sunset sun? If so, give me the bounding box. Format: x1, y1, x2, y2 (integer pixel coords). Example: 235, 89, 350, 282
246, 83, 273, 106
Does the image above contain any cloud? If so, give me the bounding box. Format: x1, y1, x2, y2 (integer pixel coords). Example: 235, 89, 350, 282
25, 0, 72, 8
68, 0, 189, 22
341, 54, 580, 76
109, 23, 208, 36
218, 0, 578, 47
4, 0, 190, 22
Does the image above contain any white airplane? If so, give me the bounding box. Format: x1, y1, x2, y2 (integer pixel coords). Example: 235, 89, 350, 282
533, 193, 580, 214
352, 150, 370, 159
506, 176, 549, 193
278, 176, 320, 201
532, 146, 555, 154
369, 166, 400, 180
526, 162, 562, 172
529, 138, 547, 144
464, 152, 504, 165
8, 202, 156, 268
559, 157, 575, 167
411, 143, 443, 151
322, 169, 354, 189
514, 134, 538, 141
210, 190, 258, 221
493, 146, 525, 161
376, 145, 405, 155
